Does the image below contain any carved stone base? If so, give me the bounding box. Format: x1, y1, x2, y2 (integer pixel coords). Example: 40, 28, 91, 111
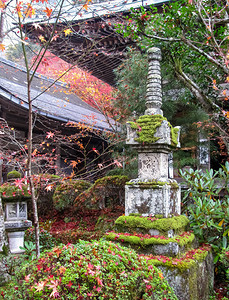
125, 181, 181, 218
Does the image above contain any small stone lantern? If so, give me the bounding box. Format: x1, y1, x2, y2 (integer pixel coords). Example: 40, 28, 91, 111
2, 171, 32, 253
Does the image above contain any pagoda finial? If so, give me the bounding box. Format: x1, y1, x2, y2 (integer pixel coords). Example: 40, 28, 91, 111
145, 47, 163, 116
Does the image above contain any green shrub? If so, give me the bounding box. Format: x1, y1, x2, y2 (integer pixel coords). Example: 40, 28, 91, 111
25, 226, 58, 251
7, 170, 21, 180
180, 163, 229, 261
1, 240, 177, 299
219, 247, 229, 296
53, 179, 91, 211
33, 174, 61, 217
74, 175, 128, 209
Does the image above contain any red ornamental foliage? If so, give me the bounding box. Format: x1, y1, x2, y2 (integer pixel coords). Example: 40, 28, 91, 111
106, 231, 192, 241
32, 52, 120, 118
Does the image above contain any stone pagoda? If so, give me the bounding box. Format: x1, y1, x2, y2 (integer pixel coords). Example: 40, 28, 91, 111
105, 48, 214, 300
125, 47, 181, 218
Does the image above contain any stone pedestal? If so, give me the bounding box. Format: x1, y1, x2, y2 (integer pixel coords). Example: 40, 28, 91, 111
125, 181, 180, 217
7, 231, 25, 254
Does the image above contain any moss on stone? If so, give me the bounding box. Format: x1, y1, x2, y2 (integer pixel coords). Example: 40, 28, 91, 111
7, 170, 21, 179
105, 232, 195, 248
126, 180, 179, 189
128, 114, 179, 146
128, 114, 166, 144
115, 215, 189, 234
147, 246, 210, 273
170, 125, 179, 147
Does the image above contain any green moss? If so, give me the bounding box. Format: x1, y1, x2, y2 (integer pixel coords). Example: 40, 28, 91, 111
105, 232, 195, 247
170, 125, 179, 147
126, 180, 179, 189
147, 247, 210, 273
0, 182, 31, 201
7, 170, 21, 179
94, 175, 129, 186
115, 215, 189, 234
128, 114, 166, 144
128, 114, 179, 146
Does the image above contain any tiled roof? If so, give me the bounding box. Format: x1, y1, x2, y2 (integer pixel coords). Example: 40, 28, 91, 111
0, 57, 113, 131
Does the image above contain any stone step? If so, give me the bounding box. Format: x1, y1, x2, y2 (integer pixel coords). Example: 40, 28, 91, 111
114, 214, 190, 238
142, 245, 214, 300
105, 230, 196, 257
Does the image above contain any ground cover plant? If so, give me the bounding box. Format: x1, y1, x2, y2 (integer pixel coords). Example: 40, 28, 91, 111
1, 240, 177, 300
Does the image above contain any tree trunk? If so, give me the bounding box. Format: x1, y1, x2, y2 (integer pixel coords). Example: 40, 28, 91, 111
27, 82, 40, 258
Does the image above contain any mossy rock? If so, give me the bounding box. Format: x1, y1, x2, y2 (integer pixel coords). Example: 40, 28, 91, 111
0, 182, 31, 201
53, 179, 92, 211
146, 246, 214, 300
7, 170, 21, 180
74, 175, 129, 209
115, 215, 189, 236
105, 231, 195, 256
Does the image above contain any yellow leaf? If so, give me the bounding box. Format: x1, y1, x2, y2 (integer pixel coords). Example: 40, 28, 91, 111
0, 0, 5, 9
0, 44, 5, 52
64, 28, 72, 36
39, 35, 46, 43
83, 3, 88, 10
218, 219, 224, 227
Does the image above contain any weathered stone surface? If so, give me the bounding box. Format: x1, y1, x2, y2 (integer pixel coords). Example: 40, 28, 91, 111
158, 252, 214, 300
125, 183, 181, 218
0, 197, 7, 251
5, 220, 32, 231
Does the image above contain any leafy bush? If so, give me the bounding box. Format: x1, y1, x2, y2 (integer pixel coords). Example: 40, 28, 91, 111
33, 174, 61, 217
53, 179, 91, 211
25, 226, 57, 251
219, 247, 229, 296
2, 240, 177, 299
74, 175, 128, 209
180, 163, 229, 261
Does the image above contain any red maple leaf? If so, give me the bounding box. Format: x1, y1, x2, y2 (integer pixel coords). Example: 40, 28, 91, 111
43, 7, 52, 17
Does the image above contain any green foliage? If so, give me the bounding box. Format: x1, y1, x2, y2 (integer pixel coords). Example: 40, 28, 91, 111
53, 179, 91, 211
180, 162, 229, 261
25, 226, 57, 251
19, 241, 37, 261
74, 175, 129, 209
117, 0, 228, 146
219, 247, 229, 296
7, 171, 21, 180
113, 49, 148, 119
0, 182, 31, 200
1, 240, 177, 299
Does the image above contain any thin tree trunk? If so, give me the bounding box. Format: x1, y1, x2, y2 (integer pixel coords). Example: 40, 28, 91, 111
27, 82, 40, 258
